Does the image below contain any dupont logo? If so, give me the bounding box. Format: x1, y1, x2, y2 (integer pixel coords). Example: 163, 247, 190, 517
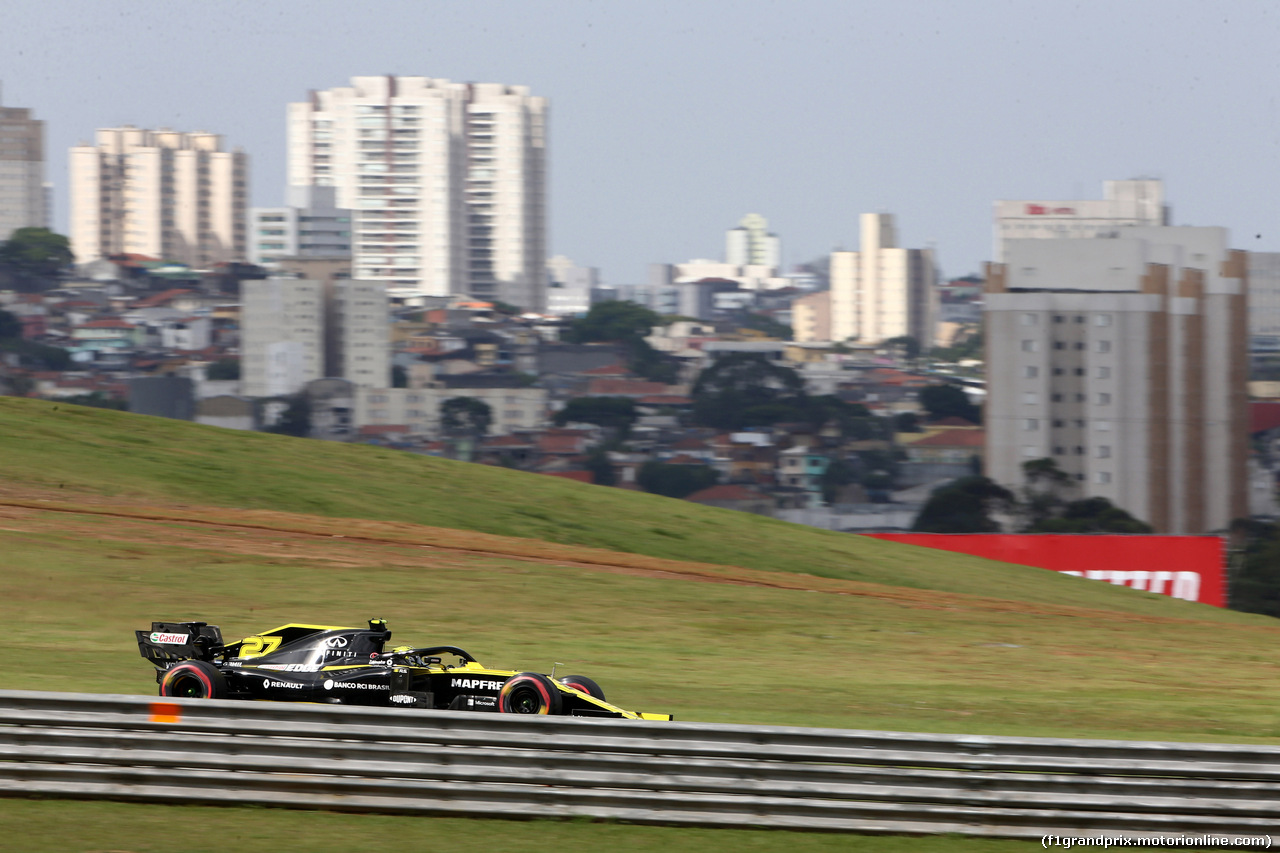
149, 632, 189, 645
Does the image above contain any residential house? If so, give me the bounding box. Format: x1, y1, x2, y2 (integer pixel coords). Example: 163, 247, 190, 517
685, 483, 775, 516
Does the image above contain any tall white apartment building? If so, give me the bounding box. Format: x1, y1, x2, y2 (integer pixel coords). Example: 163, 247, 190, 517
993, 179, 1167, 261
829, 213, 936, 346
287, 76, 547, 310
984, 227, 1248, 534
241, 276, 388, 397
726, 213, 780, 268
0, 95, 47, 240
241, 278, 324, 398
69, 127, 247, 266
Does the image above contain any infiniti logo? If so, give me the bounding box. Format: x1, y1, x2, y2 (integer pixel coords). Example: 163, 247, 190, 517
324, 637, 349, 648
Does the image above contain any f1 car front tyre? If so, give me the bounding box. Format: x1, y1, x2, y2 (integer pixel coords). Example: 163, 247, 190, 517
160, 660, 227, 699
498, 672, 562, 715
559, 674, 605, 701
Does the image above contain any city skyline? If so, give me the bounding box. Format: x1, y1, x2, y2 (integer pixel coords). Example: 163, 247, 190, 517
2, 0, 1278, 284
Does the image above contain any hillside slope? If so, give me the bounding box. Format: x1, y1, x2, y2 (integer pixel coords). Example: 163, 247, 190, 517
0, 398, 1246, 618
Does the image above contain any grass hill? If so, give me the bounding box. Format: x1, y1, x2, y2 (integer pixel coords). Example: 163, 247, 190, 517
2, 397, 1280, 744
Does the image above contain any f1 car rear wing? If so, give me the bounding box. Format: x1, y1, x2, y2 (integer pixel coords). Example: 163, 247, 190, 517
136, 621, 224, 667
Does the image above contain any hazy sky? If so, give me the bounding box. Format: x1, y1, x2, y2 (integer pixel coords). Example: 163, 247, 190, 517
4, 0, 1279, 283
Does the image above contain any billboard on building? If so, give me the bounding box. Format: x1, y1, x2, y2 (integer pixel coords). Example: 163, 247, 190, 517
863, 534, 1226, 607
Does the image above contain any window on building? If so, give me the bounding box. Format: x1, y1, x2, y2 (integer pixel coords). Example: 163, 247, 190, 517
1096, 314, 1113, 327
1097, 445, 1111, 458
1023, 365, 1039, 378
1097, 392, 1112, 405
1053, 446, 1066, 455
1053, 315, 1065, 323
1095, 471, 1112, 484
1023, 392, 1039, 404
1053, 367, 1064, 376
1074, 315, 1085, 323
1074, 342, 1085, 350
1024, 418, 1039, 431
1097, 340, 1112, 353
1021, 340, 1038, 352
1074, 367, 1085, 376
1075, 446, 1085, 455
1020, 313, 1038, 326
1054, 341, 1065, 350
1023, 446, 1040, 457
1096, 420, 1111, 431
1051, 393, 1063, 402
1096, 366, 1111, 379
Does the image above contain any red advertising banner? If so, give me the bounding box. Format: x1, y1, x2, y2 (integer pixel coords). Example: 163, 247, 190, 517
863, 534, 1227, 607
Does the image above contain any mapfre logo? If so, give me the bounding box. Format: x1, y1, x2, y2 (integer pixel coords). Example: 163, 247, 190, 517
324, 637, 349, 648
452, 678, 504, 691
149, 632, 189, 644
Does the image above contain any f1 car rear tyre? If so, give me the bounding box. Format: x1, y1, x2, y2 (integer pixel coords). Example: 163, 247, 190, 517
160, 660, 227, 699
559, 674, 605, 701
498, 672, 562, 715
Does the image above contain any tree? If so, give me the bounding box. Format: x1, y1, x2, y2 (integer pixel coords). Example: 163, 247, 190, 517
563, 301, 663, 344
0, 309, 21, 340
912, 476, 1014, 533
893, 411, 922, 433
636, 461, 719, 499
1014, 458, 1152, 533
1018, 457, 1074, 530
820, 458, 859, 505
918, 383, 981, 424
690, 352, 805, 430
264, 395, 311, 437
206, 358, 240, 380
1229, 519, 1280, 616
1026, 497, 1153, 534
441, 396, 492, 438
561, 301, 678, 384
553, 396, 638, 439
585, 446, 617, 486
883, 335, 922, 363
0, 228, 74, 291
737, 312, 793, 341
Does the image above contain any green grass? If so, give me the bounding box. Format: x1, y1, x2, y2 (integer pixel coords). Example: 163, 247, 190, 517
0, 800, 1043, 853
3, 398, 1280, 846
3, 521, 1280, 740
0, 398, 1255, 617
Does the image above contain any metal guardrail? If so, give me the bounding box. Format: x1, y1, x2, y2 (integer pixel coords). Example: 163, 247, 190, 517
0, 690, 1278, 841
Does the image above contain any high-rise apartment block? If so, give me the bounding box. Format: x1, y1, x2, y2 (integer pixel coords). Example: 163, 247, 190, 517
984, 227, 1247, 533
249, 185, 352, 267
241, 273, 388, 398
287, 76, 547, 309
1246, 252, 1280, 352
993, 179, 1167, 261
545, 255, 598, 316
828, 213, 936, 346
69, 127, 247, 266
726, 213, 780, 268
0, 94, 46, 241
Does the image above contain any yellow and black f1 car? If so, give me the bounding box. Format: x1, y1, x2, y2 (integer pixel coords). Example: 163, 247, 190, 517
136, 619, 671, 721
